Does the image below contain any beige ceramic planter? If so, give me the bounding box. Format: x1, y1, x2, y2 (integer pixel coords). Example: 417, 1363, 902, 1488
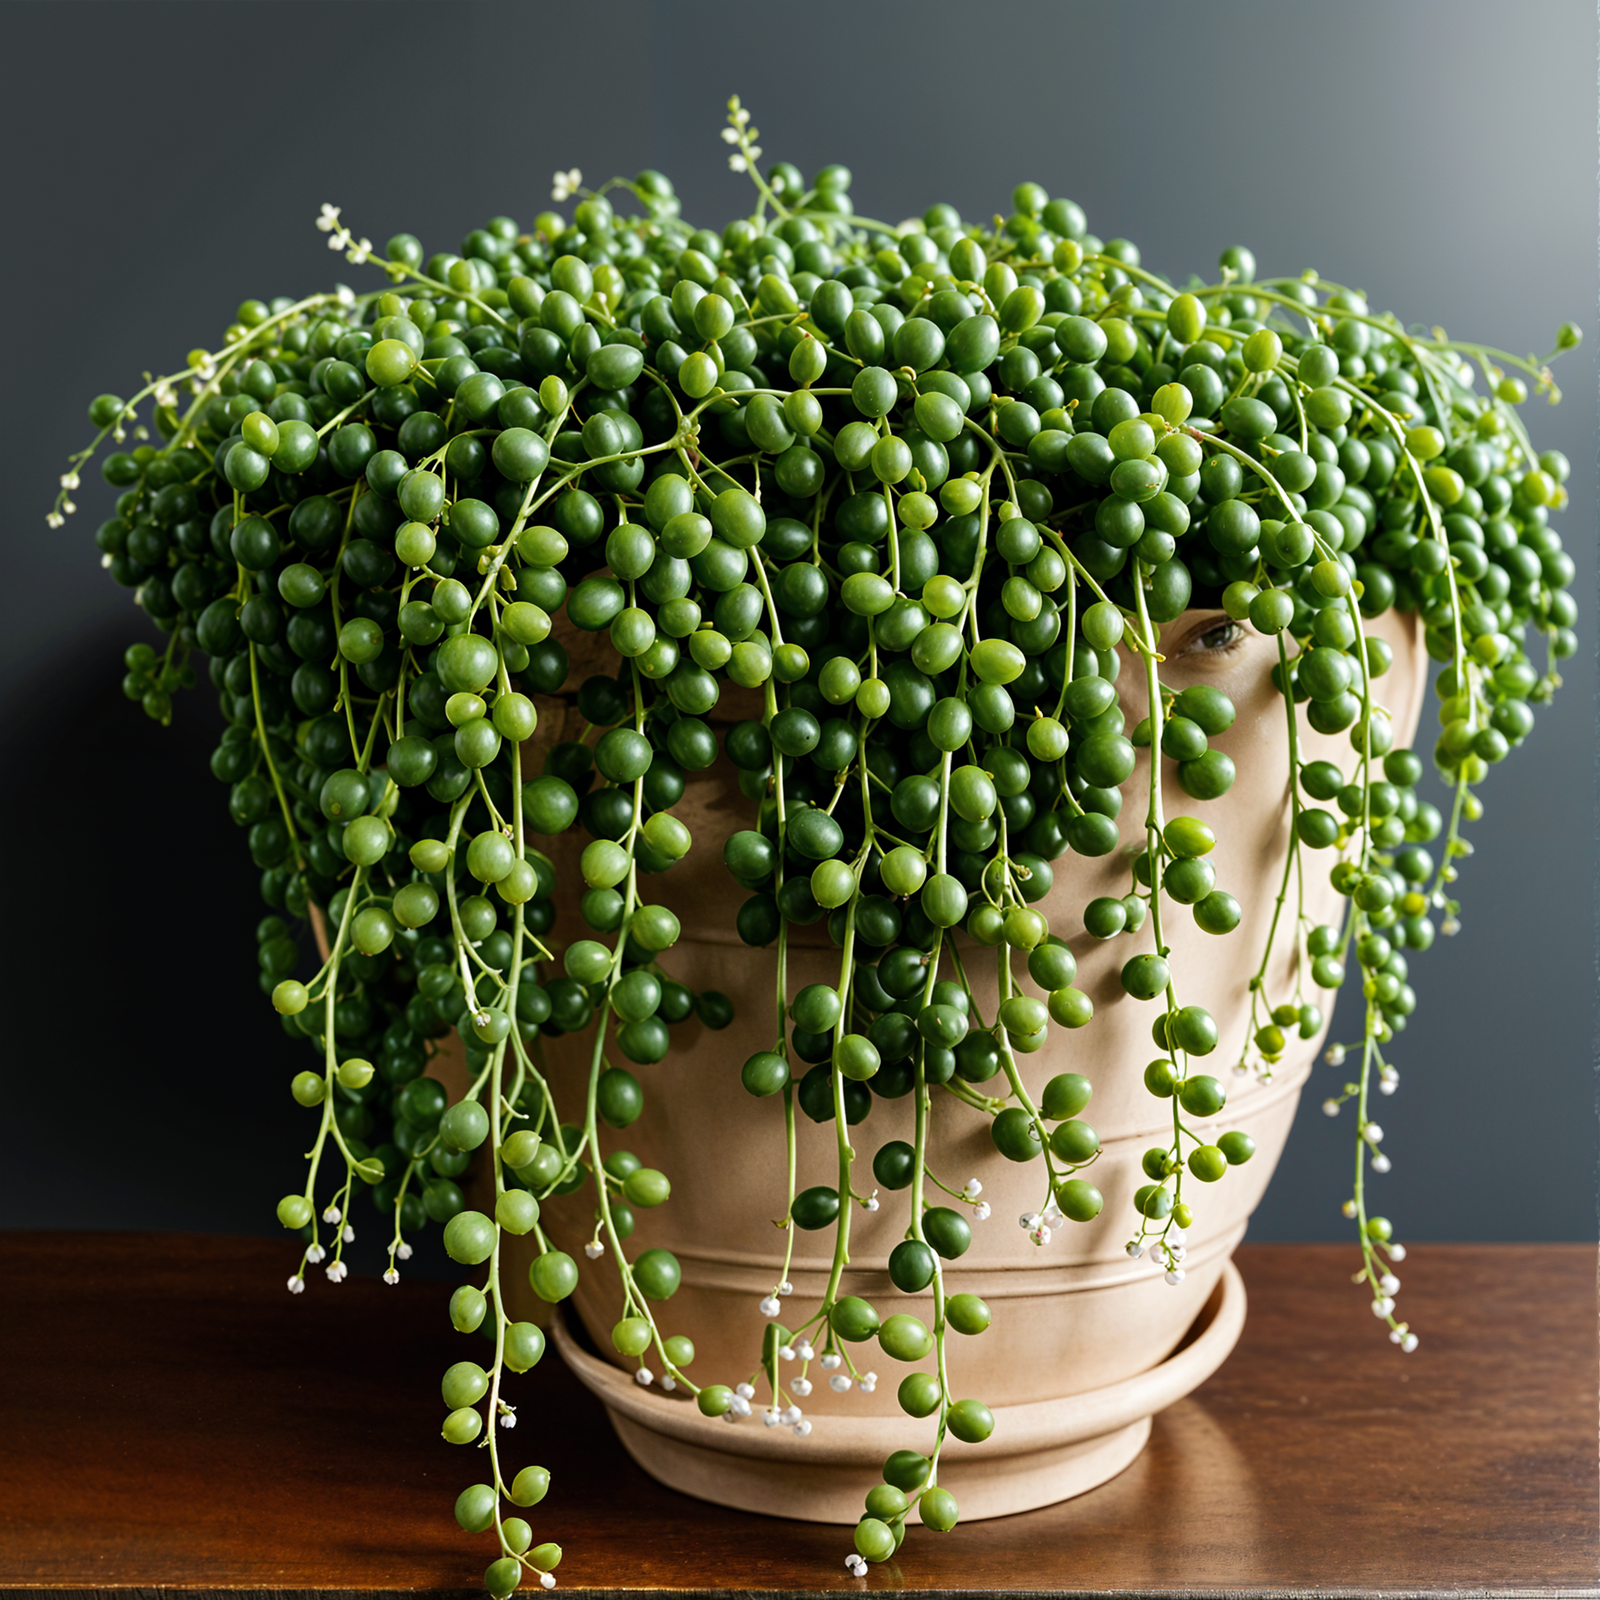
473, 605, 1426, 1521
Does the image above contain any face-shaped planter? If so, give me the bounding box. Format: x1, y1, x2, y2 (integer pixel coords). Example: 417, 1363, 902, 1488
491, 601, 1428, 1521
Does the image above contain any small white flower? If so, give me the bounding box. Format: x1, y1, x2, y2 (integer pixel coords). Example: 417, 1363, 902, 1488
1232, 1061, 1250, 1077
1388, 1242, 1408, 1261
1042, 1205, 1065, 1230
550, 168, 582, 202
731, 105, 751, 128
1150, 1242, 1169, 1267
1372, 1297, 1396, 1317
342, 1225, 355, 1243
1401, 1332, 1419, 1353
322, 1206, 342, 1224
763, 1407, 781, 1427
539, 1572, 556, 1590
1380, 1273, 1400, 1295
780, 1405, 802, 1425
100, 551, 112, 568
1372, 1153, 1392, 1174
1378, 1078, 1398, 1097
1441, 916, 1461, 937
661, 1377, 676, 1392
736, 1383, 755, 1399
335, 284, 355, 307
728, 154, 748, 173
397, 1243, 413, 1260
1342, 1199, 1359, 1218
500, 1410, 517, 1427
59, 471, 80, 490
635, 1368, 653, 1387
973, 1201, 991, 1222
721, 127, 740, 144
962, 1179, 984, 1200
61, 499, 77, 515
1168, 1227, 1187, 1244
383, 1268, 399, 1285
306, 1244, 326, 1264
325, 1260, 348, 1284
1019, 1211, 1041, 1230
820, 1352, 842, 1370
327, 226, 352, 253
1164, 1267, 1186, 1286
846, 1554, 867, 1576
794, 1419, 813, 1437
1363, 1123, 1385, 1144
153, 384, 177, 410
347, 237, 373, 266
778, 1281, 794, 1296
1325, 1044, 1347, 1067
863, 1195, 879, 1212
858, 1372, 877, 1393
287, 1274, 305, 1294
730, 1394, 752, 1417
316, 203, 342, 233
759, 1295, 781, 1317
748, 145, 762, 161
1389, 1327, 1403, 1344
829, 1373, 853, 1393
585, 1241, 605, 1259
1126, 1241, 1145, 1259
46, 512, 64, 529
792, 1377, 812, 1398
1030, 1225, 1052, 1247
779, 1345, 796, 1362
1322, 1099, 1341, 1117
795, 1340, 815, 1361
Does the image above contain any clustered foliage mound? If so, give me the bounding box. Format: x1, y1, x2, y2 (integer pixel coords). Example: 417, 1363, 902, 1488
63, 100, 1577, 1591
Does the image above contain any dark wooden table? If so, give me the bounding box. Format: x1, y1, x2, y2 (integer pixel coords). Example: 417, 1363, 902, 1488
0, 1233, 1593, 1599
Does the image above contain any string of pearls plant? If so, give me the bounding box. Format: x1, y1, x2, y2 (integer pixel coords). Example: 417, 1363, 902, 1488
61, 97, 1577, 1590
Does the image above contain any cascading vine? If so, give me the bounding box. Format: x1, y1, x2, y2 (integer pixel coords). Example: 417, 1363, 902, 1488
58, 95, 1577, 1592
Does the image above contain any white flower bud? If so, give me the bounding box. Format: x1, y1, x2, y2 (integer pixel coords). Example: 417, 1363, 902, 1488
730, 1394, 752, 1416
1322, 1099, 1340, 1118
661, 1377, 676, 1392
973, 1201, 992, 1221
781, 1405, 802, 1425
735, 1383, 755, 1399
1387, 1242, 1407, 1261
322, 1206, 342, 1224
794, 1419, 813, 1437
287, 1275, 305, 1294
635, 1368, 653, 1386
1372, 1297, 1395, 1317
383, 1268, 399, 1286
1126, 1241, 1145, 1259
795, 1340, 815, 1361
962, 1179, 983, 1200
1363, 1123, 1384, 1144
792, 1377, 812, 1398
1371, 1153, 1392, 1173
585, 1241, 605, 1259
759, 1295, 782, 1317
539, 1571, 556, 1589
778, 1281, 794, 1296
1164, 1267, 1186, 1286
763, 1408, 781, 1427
829, 1373, 853, 1393
1401, 1333, 1418, 1352
1380, 1273, 1400, 1295
820, 1352, 842, 1370
1019, 1212, 1040, 1230
397, 1242, 412, 1260
779, 1345, 796, 1362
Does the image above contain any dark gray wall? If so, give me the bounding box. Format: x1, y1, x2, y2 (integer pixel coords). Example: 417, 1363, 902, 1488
3, 0, 1592, 1255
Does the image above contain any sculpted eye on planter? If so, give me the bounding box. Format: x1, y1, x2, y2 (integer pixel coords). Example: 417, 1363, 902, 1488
64, 95, 1580, 1597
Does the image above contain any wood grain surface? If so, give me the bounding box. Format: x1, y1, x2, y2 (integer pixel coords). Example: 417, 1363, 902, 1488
0, 1233, 1593, 1598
